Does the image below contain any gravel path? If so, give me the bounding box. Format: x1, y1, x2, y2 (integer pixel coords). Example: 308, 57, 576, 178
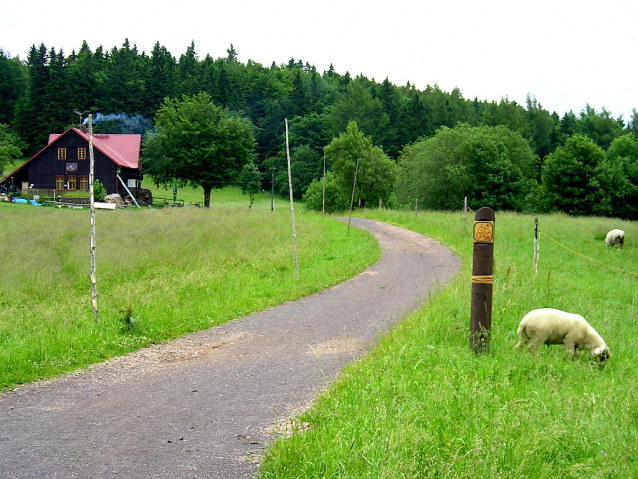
0, 218, 461, 478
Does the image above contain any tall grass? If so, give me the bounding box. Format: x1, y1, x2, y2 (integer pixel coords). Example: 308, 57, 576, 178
260, 210, 638, 478
0, 191, 379, 390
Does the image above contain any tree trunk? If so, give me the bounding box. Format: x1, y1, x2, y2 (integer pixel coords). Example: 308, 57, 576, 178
203, 184, 212, 208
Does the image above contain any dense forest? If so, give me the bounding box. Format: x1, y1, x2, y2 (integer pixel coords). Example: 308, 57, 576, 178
1, 39, 637, 217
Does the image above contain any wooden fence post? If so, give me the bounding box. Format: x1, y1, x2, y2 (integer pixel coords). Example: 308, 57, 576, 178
285, 119, 299, 280
271, 167, 275, 212
470, 207, 494, 353
464, 196, 468, 231
533, 216, 539, 274
346, 157, 360, 236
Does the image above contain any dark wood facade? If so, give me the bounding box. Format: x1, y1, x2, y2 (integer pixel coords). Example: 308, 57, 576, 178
1, 128, 142, 197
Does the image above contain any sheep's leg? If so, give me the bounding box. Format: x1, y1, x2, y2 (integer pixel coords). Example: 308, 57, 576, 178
515, 327, 530, 351
564, 341, 578, 359
526, 339, 543, 358
515, 335, 527, 351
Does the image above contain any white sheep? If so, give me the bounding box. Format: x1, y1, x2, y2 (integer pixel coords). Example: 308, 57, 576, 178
605, 229, 625, 248
515, 308, 611, 361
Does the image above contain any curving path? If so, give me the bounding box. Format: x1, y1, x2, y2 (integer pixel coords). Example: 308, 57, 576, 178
0, 218, 461, 478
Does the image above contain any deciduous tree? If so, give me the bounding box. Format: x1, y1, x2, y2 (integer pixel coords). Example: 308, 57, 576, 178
0, 124, 23, 174
143, 92, 255, 207
540, 134, 606, 216
238, 161, 262, 208
396, 123, 538, 211
0, 50, 27, 126
325, 121, 397, 209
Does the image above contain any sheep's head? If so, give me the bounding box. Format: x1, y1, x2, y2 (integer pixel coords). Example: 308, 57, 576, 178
593, 346, 611, 362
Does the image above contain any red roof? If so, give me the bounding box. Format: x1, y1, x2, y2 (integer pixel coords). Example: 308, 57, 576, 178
48, 128, 141, 169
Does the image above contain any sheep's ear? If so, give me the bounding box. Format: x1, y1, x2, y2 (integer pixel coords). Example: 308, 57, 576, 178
594, 347, 604, 356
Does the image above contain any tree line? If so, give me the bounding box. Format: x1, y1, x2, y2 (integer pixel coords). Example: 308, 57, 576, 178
1, 39, 637, 217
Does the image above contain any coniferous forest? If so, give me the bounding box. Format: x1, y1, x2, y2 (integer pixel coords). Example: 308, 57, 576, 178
1, 40, 638, 218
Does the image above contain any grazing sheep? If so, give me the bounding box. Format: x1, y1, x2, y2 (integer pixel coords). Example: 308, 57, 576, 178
515, 308, 611, 361
605, 229, 625, 248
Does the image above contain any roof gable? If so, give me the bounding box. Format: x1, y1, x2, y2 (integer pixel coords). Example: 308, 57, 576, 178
48, 128, 141, 169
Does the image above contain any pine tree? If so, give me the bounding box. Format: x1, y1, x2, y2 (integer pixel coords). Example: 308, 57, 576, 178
14, 43, 50, 152
226, 44, 237, 62
0, 50, 28, 126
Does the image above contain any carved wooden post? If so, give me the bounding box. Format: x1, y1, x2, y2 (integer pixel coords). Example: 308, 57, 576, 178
470, 207, 494, 353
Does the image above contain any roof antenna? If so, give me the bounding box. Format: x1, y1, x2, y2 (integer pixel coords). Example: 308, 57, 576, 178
74, 111, 89, 129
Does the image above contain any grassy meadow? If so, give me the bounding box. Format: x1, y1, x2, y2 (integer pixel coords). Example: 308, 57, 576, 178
260, 210, 638, 478
2, 158, 27, 177
0, 187, 380, 390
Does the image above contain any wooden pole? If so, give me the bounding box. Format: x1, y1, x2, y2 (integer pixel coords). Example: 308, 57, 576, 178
322, 152, 326, 218
415, 198, 418, 218
88, 115, 99, 323
533, 216, 539, 274
470, 207, 494, 353
116, 174, 140, 208
347, 157, 360, 235
285, 119, 299, 280
464, 196, 468, 231
271, 167, 275, 212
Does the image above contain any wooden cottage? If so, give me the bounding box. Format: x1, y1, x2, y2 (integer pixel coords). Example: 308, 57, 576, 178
1, 127, 143, 198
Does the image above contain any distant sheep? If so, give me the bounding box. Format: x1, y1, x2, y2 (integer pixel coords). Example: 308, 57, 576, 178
605, 229, 625, 248
515, 308, 611, 361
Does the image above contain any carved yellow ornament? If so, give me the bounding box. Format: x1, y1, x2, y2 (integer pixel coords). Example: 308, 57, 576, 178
473, 221, 494, 243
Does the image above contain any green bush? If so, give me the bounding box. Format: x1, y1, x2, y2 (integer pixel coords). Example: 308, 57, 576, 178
94, 180, 106, 202
302, 172, 350, 214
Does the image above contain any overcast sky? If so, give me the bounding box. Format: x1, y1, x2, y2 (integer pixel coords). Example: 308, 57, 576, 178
2, 0, 636, 122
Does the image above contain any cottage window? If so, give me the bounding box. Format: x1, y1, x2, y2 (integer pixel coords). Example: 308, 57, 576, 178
57, 148, 67, 160
79, 176, 89, 191
67, 176, 77, 190
55, 176, 64, 190
77, 148, 87, 160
